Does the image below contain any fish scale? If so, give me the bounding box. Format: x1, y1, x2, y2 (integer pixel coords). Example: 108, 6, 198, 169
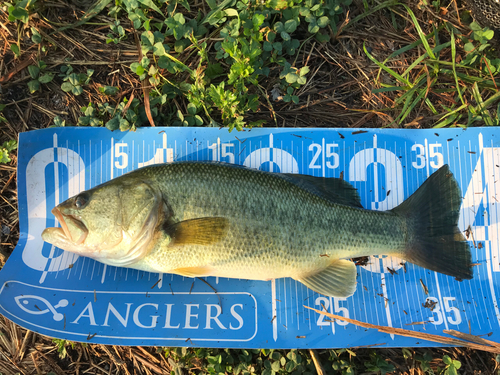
42, 162, 472, 297
134, 162, 405, 278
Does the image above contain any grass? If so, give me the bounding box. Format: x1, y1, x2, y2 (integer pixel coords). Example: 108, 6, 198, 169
0, 322, 499, 375
1, 0, 499, 132
1, 0, 500, 372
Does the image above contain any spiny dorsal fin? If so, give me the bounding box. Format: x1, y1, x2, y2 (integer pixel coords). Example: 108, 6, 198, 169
282, 174, 362, 208
295, 259, 357, 297
165, 217, 229, 246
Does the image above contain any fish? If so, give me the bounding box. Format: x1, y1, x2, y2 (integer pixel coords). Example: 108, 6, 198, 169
41, 162, 473, 297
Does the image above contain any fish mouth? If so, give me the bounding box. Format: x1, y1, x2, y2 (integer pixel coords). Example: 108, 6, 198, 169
51, 207, 88, 245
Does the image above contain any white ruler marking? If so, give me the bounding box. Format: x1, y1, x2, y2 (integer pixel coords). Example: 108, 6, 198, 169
272, 279, 277, 341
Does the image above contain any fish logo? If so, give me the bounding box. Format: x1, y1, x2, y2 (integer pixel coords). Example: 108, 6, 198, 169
15, 295, 68, 321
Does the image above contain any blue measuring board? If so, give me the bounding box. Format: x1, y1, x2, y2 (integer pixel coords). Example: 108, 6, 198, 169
1, 127, 499, 348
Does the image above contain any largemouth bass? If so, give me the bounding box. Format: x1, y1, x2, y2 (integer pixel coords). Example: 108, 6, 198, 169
42, 162, 472, 297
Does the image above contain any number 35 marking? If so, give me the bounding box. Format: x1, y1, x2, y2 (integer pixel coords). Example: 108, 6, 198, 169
411, 142, 444, 170
427, 296, 462, 325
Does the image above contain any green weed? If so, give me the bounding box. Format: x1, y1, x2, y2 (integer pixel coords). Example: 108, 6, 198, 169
52, 339, 75, 359
27, 60, 54, 94
364, 350, 395, 374
0, 139, 17, 164
30, 26, 41, 44
76, 99, 150, 131
6, 0, 36, 24
6, 0, 498, 130
51, 116, 66, 127
462, 22, 499, 75
161, 347, 318, 375
365, 4, 499, 128
98, 0, 348, 130
0, 105, 7, 124
106, 20, 127, 44
59, 65, 94, 96
415, 351, 435, 374
442, 355, 461, 375
5, 0, 38, 56
329, 349, 356, 375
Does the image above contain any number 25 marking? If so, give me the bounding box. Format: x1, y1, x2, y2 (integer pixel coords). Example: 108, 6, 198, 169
315, 297, 349, 327
308, 142, 339, 170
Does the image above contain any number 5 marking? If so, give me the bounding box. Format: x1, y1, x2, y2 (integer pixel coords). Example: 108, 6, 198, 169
428, 143, 444, 169
114, 143, 128, 169
443, 297, 462, 325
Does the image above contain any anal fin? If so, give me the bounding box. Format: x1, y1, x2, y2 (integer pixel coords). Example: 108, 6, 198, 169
295, 259, 357, 297
171, 266, 215, 277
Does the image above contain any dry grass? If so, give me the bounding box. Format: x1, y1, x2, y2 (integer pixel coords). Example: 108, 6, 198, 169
0, 0, 497, 131
0, 316, 177, 374
0, 320, 498, 375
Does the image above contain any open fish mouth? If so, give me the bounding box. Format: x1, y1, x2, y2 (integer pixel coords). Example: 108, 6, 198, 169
51, 207, 88, 245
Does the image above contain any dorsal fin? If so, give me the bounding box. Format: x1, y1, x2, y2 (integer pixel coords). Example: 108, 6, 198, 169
154, 161, 362, 208
282, 174, 362, 208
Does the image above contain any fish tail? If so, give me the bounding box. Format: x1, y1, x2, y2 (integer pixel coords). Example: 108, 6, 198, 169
391, 165, 473, 280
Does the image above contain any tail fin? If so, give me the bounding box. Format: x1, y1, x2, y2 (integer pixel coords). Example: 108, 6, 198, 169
391, 165, 472, 280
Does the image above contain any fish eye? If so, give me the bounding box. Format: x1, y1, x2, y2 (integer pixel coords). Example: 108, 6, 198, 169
74, 194, 88, 209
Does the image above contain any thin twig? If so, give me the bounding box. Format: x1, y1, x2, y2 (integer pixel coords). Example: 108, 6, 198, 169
305, 306, 500, 354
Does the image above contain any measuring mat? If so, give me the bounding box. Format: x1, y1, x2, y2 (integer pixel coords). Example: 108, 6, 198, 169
0, 127, 498, 348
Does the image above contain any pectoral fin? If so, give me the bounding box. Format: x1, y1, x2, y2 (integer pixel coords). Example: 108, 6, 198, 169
171, 266, 215, 277
165, 217, 229, 246
296, 259, 357, 297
